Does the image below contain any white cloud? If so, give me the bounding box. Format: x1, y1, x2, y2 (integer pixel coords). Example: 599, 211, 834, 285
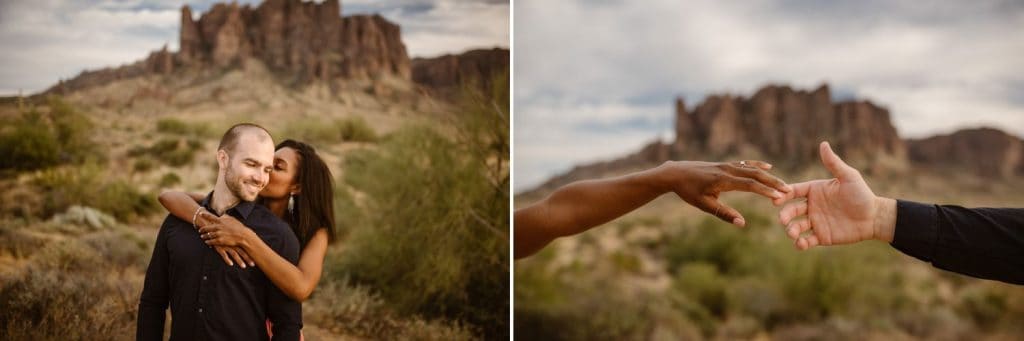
514, 0, 1024, 191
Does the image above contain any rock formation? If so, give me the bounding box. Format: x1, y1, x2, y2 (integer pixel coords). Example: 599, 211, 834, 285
526, 83, 1024, 195
411, 48, 509, 95
907, 127, 1024, 178
672, 84, 906, 173
47, 0, 412, 94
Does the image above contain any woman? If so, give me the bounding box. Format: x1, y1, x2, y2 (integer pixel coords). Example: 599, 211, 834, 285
159, 139, 337, 302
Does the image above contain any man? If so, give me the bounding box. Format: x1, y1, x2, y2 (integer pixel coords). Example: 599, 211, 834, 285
515, 160, 792, 259
137, 123, 302, 340
775, 141, 1024, 285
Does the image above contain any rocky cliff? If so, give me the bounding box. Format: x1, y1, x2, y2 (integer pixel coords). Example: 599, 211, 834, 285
48, 0, 411, 94
412, 48, 509, 95
672, 84, 906, 173
907, 128, 1024, 178
527, 84, 1022, 194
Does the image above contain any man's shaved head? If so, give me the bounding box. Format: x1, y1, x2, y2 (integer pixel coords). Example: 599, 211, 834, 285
218, 123, 272, 154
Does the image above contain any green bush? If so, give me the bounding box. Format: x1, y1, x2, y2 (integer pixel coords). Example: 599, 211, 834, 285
338, 117, 377, 142
133, 158, 155, 173
159, 172, 182, 188
283, 117, 378, 145
0, 121, 60, 171
132, 138, 196, 167
156, 118, 189, 135
0, 96, 101, 172
156, 118, 216, 137
332, 76, 508, 339
674, 262, 728, 317
33, 164, 159, 222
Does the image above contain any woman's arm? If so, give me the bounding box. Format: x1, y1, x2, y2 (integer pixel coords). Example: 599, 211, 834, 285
157, 191, 206, 222
160, 191, 253, 267
198, 213, 329, 302
515, 160, 789, 259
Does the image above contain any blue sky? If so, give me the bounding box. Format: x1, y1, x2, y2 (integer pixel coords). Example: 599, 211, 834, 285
514, 0, 1024, 192
0, 0, 509, 95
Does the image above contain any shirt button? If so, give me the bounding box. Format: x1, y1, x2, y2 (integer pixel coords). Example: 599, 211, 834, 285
202, 276, 208, 281
198, 308, 203, 313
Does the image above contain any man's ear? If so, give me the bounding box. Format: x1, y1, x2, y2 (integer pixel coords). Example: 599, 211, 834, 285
216, 150, 228, 170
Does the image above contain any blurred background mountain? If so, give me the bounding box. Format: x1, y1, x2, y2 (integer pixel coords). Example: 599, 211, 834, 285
514, 0, 1024, 340
0, 0, 508, 339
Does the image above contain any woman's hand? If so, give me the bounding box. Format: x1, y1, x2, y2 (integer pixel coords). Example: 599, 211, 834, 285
658, 160, 790, 227
196, 212, 257, 267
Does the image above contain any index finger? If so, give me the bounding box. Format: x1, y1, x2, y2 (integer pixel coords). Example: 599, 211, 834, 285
725, 164, 790, 193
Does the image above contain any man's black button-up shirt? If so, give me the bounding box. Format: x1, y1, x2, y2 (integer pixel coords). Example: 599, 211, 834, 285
137, 195, 302, 340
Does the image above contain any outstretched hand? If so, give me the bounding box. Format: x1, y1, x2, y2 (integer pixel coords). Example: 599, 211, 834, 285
774, 142, 895, 250
665, 160, 791, 227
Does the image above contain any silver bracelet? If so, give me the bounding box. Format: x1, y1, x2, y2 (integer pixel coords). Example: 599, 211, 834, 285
192, 206, 204, 229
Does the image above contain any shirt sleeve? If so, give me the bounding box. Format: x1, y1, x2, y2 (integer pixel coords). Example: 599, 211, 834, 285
137, 216, 173, 340
891, 200, 1024, 285
265, 227, 303, 340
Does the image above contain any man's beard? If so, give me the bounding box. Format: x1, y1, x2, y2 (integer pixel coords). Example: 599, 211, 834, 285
225, 165, 259, 202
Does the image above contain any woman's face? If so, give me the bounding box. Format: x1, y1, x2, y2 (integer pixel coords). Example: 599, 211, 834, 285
259, 147, 300, 199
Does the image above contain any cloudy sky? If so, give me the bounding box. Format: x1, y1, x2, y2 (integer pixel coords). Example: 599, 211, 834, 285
514, 0, 1024, 192
0, 0, 508, 95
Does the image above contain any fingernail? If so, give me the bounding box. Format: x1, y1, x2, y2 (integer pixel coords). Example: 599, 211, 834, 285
732, 217, 745, 227
772, 190, 782, 198
228, 261, 234, 266
249, 262, 255, 267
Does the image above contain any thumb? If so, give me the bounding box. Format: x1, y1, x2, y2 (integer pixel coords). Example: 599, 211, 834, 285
819, 141, 859, 181
695, 198, 746, 227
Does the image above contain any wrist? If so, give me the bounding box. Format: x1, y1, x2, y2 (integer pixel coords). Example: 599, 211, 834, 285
649, 161, 678, 194
872, 196, 897, 242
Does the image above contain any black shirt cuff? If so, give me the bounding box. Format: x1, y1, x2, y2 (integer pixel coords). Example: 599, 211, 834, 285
890, 199, 939, 263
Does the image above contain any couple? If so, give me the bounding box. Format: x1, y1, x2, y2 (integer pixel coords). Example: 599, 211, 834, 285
517, 141, 1023, 285
137, 123, 337, 340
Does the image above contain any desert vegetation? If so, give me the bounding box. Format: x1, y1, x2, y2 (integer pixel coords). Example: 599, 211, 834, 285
0, 72, 509, 340
514, 190, 1024, 340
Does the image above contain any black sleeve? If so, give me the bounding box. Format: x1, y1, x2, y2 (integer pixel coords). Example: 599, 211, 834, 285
891, 200, 1024, 285
137, 217, 173, 340
266, 227, 303, 340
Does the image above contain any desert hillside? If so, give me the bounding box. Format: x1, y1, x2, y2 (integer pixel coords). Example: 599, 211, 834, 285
515, 84, 1024, 340
0, 0, 509, 340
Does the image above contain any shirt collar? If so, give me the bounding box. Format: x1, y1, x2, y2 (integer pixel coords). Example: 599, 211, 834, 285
201, 191, 256, 220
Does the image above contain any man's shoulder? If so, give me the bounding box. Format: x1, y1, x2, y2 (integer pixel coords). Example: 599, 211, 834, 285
248, 206, 298, 241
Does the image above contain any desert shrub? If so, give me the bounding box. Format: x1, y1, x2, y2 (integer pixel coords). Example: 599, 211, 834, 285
0, 120, 60, 171
958, 283, 1008, 328
337, 117, 377, 142
332, 77, 508, 339
133, 158, 155, 173
159, 172, 182, 188
82, 230, 150, 272
156, 117, 216, 137
305, 279, 474, 340
664, 217, 752, 274
674, 262, 728, 317
0, 238, 140, 340
0, 97, 102, 172
131, 138, 195, 167
156, 118, 189, 135
33, 164, 159, 222
514, 262, 661, 340
283, 117, 378, 145
0, 225, 48, 258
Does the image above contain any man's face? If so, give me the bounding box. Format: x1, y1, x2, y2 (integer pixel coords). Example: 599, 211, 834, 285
222, 132, 275, 202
